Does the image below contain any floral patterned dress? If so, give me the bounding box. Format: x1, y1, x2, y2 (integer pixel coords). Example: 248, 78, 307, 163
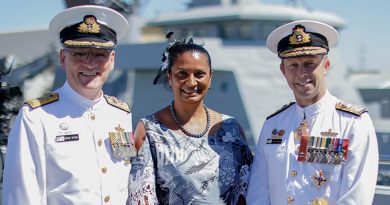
127, 114, 253, 205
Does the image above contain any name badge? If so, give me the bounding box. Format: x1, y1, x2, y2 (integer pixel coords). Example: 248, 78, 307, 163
56, 134, 79, 143
266, 138, 282, 144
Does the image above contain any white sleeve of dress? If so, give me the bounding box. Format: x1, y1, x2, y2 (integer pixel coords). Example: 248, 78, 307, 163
246, 123, 271, 205
336, 113, 379, 204
2, 107, 47, 205
127, 135, 158, 205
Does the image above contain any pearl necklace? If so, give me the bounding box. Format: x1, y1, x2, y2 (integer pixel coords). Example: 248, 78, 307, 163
169, 101, 210, 138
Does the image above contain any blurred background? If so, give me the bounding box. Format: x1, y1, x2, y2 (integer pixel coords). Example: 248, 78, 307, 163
1, 0, 389, 204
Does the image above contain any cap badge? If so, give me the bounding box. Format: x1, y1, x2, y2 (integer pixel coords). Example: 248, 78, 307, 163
78, 15, 100, 34
289, 25, 310, 45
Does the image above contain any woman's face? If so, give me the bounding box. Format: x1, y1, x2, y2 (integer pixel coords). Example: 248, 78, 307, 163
168, 51, 212, 105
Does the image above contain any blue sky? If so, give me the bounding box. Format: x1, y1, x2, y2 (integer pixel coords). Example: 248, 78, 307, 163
0, 0, 388, 71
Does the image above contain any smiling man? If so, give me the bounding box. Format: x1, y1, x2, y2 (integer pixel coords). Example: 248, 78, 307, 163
247, 20, 379, 205
2, 5, 135, 205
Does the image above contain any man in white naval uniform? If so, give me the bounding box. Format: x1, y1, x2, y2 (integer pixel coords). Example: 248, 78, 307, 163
2, 5, 135, 205
247, 20, 378, 205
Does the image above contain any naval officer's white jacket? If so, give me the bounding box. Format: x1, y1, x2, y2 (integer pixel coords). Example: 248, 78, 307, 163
247, 91, 378, 205
2, 81, 132, 205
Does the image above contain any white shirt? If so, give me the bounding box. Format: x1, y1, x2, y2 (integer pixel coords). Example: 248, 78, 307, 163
247, 91, 378, 205
2, 82, 133, 205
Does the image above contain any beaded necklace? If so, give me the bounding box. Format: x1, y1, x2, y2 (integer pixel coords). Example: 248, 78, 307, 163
169, 101, 210, 138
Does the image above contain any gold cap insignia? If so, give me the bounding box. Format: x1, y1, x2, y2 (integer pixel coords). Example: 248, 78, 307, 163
289, 25, 310, 45
78, 15, 100, 34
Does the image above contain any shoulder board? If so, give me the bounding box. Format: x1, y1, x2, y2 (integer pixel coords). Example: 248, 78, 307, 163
266, 102, 295, 120
104, 95, 131, 113
335, 102, 367, 117
25, 93, 59, 109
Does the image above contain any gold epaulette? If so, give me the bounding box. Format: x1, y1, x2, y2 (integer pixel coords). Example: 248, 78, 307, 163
25, 93, 59, 109
335, 102, 367, 117
266, 102, 295, 120
104, 95, 131, 113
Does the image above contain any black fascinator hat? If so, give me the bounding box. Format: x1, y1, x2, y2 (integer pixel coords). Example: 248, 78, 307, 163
153, 32, 195, 85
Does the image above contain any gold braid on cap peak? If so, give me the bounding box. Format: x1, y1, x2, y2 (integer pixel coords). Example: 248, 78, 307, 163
63, 40, 115, 47
279, 46, 327, 58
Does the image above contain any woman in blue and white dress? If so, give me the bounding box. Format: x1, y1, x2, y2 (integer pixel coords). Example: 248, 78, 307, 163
127, 33, 253, 205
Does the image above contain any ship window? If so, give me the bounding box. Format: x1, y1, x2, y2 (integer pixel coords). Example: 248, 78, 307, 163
193, 25, 218, 37
377, 132, 390, 187
378, 162, 390, 186
239, 24, 253, 40
378, 132, 390, 156
223, 24, 238, 39
222, 23, 254, 40
258, 23, 279, 40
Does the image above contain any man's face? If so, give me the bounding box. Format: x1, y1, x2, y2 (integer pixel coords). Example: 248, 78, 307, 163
60, 48, 115, 100
280, 55, 330, 107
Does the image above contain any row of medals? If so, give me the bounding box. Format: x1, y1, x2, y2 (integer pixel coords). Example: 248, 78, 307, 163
87, 110, 136, 159
109, 125, 137, 159
294, 121, 346, 165
271, 119, 347, 205
297, 120, 332, 205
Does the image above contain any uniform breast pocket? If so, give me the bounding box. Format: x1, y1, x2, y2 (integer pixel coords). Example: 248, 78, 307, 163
263, 144, 288, 161
47, 132, 93, 164
47, 136, 85, 162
